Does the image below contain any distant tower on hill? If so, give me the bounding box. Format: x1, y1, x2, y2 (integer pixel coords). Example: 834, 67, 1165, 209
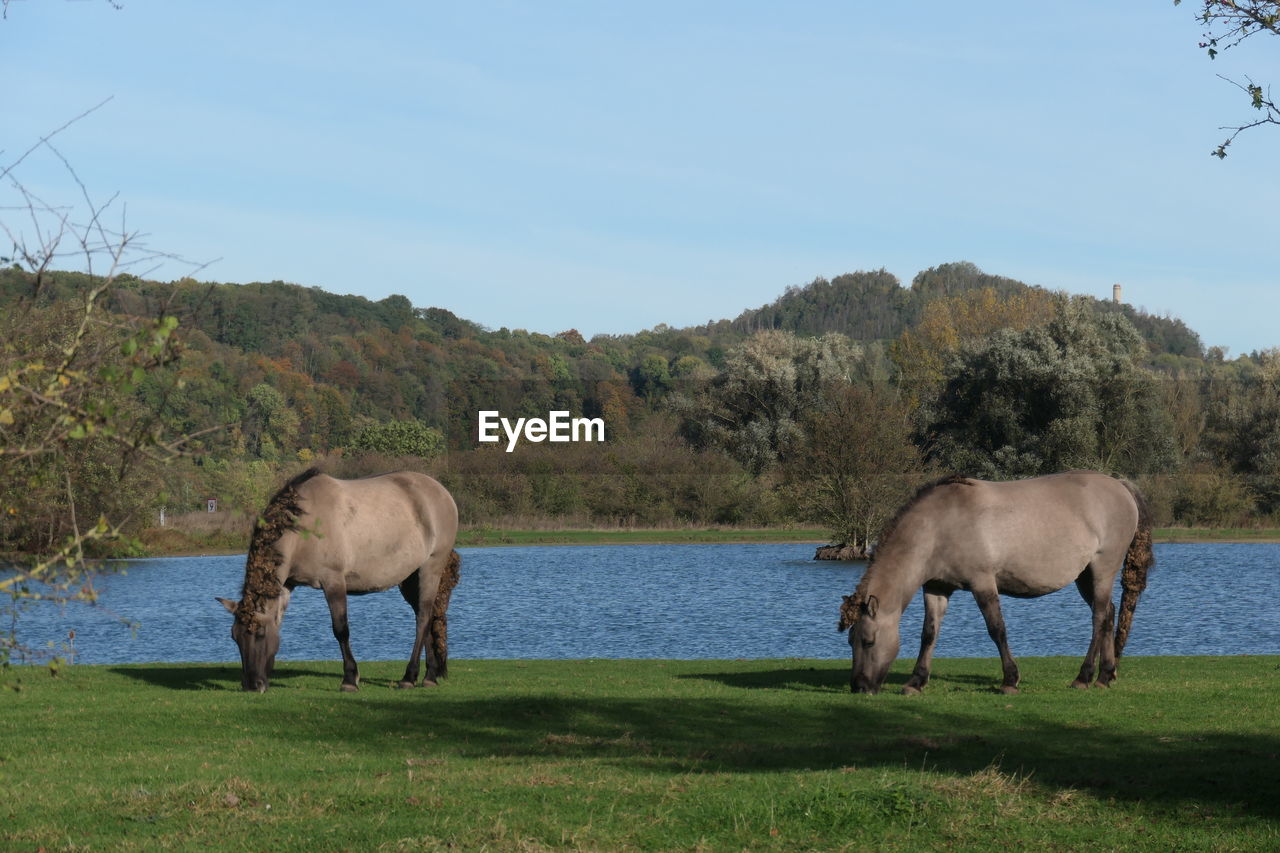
1112, 283, 1122, 304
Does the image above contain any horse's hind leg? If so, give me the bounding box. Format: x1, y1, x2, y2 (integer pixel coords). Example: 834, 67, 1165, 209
903, 587, 951, 695
1096, 601, 1117, 687
396, 570, 431, 689
972, 582, 1020, 694
398, 552, 459, 688
1070, 573, 1098, 687
323, 585, 360, 692
1072, 567, 1117, 689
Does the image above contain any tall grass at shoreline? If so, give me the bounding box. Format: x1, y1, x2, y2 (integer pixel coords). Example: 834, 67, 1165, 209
133, 520, 1280, 556
133, 516, 833, 555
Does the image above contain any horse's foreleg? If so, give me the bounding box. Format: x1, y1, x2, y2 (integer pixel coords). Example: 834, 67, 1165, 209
903, 588, 951, 695
323, 585, 360, 692
972, 585, 1019, 694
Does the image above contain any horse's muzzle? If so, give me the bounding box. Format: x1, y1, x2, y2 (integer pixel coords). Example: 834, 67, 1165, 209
851, 673, 882, 694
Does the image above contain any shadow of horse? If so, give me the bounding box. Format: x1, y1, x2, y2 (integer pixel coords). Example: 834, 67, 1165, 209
109, 664, 347, 691
680, 665, 1014, 693
676, 665, 847, 691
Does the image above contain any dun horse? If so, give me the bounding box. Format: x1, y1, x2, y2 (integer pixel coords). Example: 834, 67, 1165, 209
217, 468, 460, 693
837, 470, 1153, 694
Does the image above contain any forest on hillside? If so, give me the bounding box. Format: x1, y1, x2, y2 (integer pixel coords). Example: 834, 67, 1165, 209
2, 260, 1277, 562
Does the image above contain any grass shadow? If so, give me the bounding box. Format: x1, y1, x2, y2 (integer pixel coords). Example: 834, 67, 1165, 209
284, 693, 1280, 819
680, 664, 997, 692
106, 658, 1280, 821
109, 664, 338, 691
230, 659, 1280, 821
677, 665, 847, 691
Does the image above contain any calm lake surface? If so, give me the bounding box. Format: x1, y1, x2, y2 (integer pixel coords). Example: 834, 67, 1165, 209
11, 543, 1279, 665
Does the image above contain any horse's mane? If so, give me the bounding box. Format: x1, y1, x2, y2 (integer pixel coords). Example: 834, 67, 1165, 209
236, 467, 322, 622
836, 473, 972, 632
872, 473, 972, 568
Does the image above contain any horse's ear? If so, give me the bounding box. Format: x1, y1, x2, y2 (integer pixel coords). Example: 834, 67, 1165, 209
866, 595, 879, 619
216, 597, 238, 615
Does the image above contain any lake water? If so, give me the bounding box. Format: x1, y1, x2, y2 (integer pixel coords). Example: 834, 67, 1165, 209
9, 543, 1279, 665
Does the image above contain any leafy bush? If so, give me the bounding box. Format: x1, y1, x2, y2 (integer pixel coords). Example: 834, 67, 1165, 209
1170, 467, 1258, 527
350, 419, 445, 459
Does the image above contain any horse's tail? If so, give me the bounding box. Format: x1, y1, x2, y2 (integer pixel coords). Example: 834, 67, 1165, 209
429, 549, 462, 679
1115, 480, 1155, 659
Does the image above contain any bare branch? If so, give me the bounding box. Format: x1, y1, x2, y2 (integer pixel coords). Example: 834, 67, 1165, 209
2, 108, 217, 668
0, 97, 113, 185
1177, 1, 1280, 156
1211, 75, 1280, 157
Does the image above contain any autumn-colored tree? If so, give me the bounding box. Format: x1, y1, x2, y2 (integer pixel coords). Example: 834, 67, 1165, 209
891, 286, 1058, 401
923, 299, 1177, 479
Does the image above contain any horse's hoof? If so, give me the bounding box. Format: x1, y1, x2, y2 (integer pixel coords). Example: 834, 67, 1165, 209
1069, 680, 1089, 690
422, 679, 439, 688
901, 685, 922, 696
340, 682, 360, 693
395, 680, 417, 689
999, 685, 1020, 695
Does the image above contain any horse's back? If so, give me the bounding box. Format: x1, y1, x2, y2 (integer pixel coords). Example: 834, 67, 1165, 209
285, 471, 458, 592
913, 471, 1138, 595
338, 471, 457, 532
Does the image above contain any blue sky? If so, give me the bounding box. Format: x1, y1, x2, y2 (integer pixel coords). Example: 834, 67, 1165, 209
4, 2, 1277, 354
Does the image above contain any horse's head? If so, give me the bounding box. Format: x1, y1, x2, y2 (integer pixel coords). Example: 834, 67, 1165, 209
838, 591, 899, 694
216, 592, 289, 692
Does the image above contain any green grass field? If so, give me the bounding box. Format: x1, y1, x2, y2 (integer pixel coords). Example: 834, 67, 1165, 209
3, 657, 1278, 851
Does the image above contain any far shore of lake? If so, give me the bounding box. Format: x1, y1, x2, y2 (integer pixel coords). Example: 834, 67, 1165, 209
129, 525, 1280, 559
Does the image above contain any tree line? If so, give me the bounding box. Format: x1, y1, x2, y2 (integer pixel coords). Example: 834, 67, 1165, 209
2, 260, 1277, 566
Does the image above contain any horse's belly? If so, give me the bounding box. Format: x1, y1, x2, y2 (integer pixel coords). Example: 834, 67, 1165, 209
995, 564, 1083, 598
344, 548, 431, 593
347, 581, 397, 596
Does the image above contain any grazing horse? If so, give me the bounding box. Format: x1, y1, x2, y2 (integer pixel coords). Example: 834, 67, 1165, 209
217, 468, 460, 693
837, 471, 1153, 695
